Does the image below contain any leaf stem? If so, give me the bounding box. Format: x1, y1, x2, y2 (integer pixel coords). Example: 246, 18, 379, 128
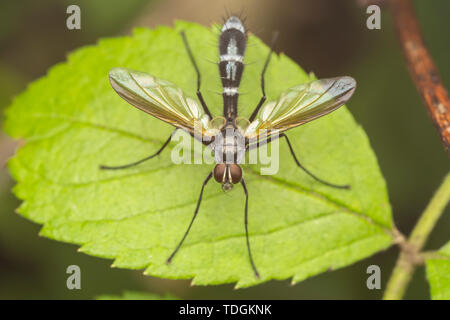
383, 173, 450, 300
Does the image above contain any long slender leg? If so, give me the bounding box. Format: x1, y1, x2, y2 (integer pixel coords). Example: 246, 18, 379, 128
248, 32, 279, 122
166, 172, 213, 264
281, 134, 350, 189
100, 130, 175, 170
241, 178, 260, 278
246, 133, 350, 189
246, 133, 280, 151
180, 31, 213, 119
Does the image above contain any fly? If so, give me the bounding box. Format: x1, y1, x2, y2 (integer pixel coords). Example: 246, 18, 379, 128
101, 16, 357, 278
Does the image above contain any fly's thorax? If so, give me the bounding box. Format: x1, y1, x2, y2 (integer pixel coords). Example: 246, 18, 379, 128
211, 125, 246, 164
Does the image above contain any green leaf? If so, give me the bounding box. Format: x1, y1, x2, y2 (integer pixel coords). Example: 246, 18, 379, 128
4, 21, 393, 288
426, 242, 450, 300
96, 291, 176, 300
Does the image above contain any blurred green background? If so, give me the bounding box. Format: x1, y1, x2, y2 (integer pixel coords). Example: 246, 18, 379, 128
0, 0, 448, 299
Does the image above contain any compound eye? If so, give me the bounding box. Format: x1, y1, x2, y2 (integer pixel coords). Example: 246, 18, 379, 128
213, 163, 226, 183
229, 164, 242, 184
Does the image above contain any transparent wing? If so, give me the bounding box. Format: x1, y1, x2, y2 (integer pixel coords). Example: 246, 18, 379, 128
109, 67, 223, 137
245, 76, 356, 140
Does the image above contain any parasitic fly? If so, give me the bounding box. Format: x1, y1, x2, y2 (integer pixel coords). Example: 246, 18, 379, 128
101, 15, 357, 278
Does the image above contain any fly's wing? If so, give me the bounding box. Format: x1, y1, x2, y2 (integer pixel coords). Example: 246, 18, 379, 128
245, 76, 356, 140
109, 67, 213, 136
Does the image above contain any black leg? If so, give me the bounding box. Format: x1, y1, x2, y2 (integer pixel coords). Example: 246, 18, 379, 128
166, 172, 213, 264
100, 131, 175, 170
281, 134, 350, 189
180, 31, 213, 119
249, 32, 279, 122
246, 133, 350, 189
246, 132, 279, 151
241, 178, 260, 278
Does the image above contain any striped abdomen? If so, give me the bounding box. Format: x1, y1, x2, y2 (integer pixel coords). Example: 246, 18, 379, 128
219, 16, 247, 121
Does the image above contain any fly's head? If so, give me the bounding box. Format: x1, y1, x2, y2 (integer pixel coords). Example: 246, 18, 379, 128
213, 163, 242, 192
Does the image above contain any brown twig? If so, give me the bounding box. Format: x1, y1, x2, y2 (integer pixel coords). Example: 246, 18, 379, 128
390, 0, 450, 155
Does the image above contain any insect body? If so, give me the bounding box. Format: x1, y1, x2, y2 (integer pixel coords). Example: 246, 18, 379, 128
219, 16, 246, 121
102, 16, 356, 278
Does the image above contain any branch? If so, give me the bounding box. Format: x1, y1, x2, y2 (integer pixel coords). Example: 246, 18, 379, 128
409, 173, 450, 250
384, 173, 450, 300
390, 0, 450, 155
